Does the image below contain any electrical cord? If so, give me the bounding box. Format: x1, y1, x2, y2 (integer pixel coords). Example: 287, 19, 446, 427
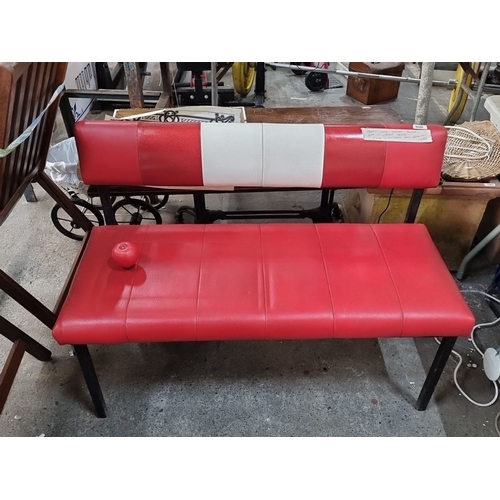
377, 189, 394, 223
463, 290, 500, 358
465, 290, 500, 436
434, 333, 499, 407
434, 290, 500, 434
439, 291, 500, 406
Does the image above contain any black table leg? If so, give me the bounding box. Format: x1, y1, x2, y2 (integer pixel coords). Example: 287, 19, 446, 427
73, 345, 107, 418
416, 336, 457, 411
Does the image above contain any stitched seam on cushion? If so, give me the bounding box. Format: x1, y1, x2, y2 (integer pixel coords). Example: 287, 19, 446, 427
322, 126, 327, 188
318, 125, 325, 189
124, 226, 148, 343
199, 123, 205, 186
137, 122, 144, 186
370, 225, 405, 337
195, 226, 207, 341
261, 124, 264, 187
259, 225, 267, 337
314, 225, 336, 338
136, 123, 145, 186
377, 125, 389, 188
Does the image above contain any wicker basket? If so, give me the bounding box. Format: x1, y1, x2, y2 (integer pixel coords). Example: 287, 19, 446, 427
442, 121, 500, 182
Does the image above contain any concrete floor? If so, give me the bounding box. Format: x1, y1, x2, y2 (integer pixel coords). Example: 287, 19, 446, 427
1, 63, 499, 436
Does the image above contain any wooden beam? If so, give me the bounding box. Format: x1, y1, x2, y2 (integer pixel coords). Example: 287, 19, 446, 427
0, 340, 26, 414
0, 315, 51, 361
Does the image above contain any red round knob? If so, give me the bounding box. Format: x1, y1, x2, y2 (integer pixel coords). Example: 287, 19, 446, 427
111, 241, 140, 269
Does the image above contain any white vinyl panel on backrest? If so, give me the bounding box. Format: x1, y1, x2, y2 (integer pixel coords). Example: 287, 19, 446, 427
200, 123, 263, 187
262, 124, 325, 188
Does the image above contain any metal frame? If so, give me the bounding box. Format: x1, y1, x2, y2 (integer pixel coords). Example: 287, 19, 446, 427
95, 62, 125, 91
60, 62, 173, 129
269, 62, 453, 87
75, 180, 460, 417
456, 220, 500, 280
175, 189, 339, 224
172, 62, 266, 108
444, 62, 497, 125
73, 345, 107, 418
416, 337, 457, 410
173, 62, 235, 106
254, 62, 266, 108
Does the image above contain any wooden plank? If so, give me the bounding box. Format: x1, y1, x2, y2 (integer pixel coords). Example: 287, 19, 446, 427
157, 62, 173, 109
0, 269, 56, 329
246, 105, 402, 124
0, 340, 26, 414
0, 170, 39, 226
4, 70, 29, 204
33, 63, 62, 177
53, 231, 90, 316
28, 62, 51, 179
0, 65, 15, 210
366, 180, 500, 199
0, 315, 51, 362
155, 92, 171, 109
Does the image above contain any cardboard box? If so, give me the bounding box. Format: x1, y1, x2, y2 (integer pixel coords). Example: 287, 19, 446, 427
64, 62, 97, 121
485, 96, 500, 131
475, 196, 500, 263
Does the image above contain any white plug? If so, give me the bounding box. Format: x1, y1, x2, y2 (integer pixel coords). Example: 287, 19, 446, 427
484, 347, 500, 382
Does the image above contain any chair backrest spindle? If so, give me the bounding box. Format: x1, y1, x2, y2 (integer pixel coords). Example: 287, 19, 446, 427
0, 62, 68, 225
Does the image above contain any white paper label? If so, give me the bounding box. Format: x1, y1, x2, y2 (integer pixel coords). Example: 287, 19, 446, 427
413, 124, 428, 129
484, 182, 496, 187
361, 128, 433, 142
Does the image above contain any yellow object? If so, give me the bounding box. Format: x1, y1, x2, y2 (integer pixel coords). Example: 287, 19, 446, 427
232, 62, 256, 97
447, 62, 480, 122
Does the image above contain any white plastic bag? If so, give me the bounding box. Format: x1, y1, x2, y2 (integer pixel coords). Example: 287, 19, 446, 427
45, 137, 84, 190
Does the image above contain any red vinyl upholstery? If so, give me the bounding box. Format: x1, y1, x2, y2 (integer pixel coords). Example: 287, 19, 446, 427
74, 121, 447, 189
53, 224, 475, 345
54, 121, 474, 347
53, 121, 476, 417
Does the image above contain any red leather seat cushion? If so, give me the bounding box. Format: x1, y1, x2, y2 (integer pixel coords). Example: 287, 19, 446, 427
53, 224, 475, 345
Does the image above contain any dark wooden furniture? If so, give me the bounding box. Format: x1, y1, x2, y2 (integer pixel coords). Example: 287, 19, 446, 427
245, 104, 402, 124
0, 62, 89, 414
346, 63, 405, 105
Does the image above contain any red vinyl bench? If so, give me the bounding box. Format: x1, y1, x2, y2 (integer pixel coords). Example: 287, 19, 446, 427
53, 121, 475, 418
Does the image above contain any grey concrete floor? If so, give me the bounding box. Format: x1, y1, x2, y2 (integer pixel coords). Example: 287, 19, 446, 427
1, 63, 500, 436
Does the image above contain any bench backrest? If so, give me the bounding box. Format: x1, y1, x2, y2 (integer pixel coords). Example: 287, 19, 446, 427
74, 121, 447, 189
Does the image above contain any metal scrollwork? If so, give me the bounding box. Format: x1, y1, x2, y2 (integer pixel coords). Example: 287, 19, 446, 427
131, 110, 238, 123
214, 113, 235, 123
159, 110, 181, 122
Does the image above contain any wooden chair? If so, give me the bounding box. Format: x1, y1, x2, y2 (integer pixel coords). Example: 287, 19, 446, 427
0, 62, 91, 414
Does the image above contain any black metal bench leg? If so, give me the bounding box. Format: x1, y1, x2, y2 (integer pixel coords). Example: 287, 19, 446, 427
73, 345, 107, 418
416, 336, 457, 411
